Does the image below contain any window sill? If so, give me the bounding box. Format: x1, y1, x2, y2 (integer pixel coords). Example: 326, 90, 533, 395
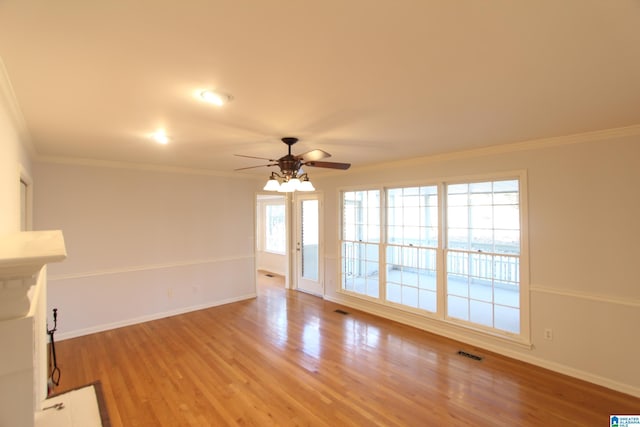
333, 288, 532, 350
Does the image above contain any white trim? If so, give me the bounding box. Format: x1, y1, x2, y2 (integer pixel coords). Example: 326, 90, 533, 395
55, 293, 257, 341
531, 285, 640, 308
35, 155, 262, 179
349, 124, 640, 175
18, 164, 33, 231
48, 255, 253, 281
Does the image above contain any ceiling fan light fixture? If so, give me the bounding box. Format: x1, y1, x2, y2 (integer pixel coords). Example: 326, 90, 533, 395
265, 173, 315, 193
298, 178, 315, 192
277, 180, 295, 193
247, 137, 347, 192
199, 89, 232, 106
263, 176, 280, 191
288, 178, 301, 190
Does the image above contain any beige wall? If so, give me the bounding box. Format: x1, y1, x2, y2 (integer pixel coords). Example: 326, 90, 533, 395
0, 60, 32, 234
33, 161, 262, 338
314, 133, 640, 396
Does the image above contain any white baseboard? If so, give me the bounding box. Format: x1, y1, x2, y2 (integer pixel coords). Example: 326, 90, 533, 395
324, 294, 640, 398
56, 293, 257, 341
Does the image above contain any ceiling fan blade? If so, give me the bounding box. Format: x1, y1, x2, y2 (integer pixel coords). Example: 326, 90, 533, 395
298, 149, 331, 162
234, 163, 277, 171
303, 161, 351, 170
234, 154, 278, 162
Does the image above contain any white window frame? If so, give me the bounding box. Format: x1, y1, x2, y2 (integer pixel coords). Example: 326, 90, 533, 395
257, 199, 287, 255
338, 171, 530, 344
339, 188, 383, 301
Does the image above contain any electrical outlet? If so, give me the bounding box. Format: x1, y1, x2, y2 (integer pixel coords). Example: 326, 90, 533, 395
544, 328, 553, 341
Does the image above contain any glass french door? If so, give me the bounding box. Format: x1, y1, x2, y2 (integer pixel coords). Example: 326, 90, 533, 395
295, 194, 323, 295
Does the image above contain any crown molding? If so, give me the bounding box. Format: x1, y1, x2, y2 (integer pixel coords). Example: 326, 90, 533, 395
36, 154, 262, 180
353, 124, 640, 174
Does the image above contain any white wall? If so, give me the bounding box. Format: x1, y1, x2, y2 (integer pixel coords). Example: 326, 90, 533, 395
314, 131, 640, 396
0, 59, 32, 234
0, 58, 38, 427
33, 161, 262, 338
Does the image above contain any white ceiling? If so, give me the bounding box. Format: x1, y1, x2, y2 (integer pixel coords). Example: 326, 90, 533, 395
1, 0, 639, 175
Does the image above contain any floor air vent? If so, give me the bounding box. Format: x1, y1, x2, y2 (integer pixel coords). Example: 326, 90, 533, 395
457, 350, 483, 361
334, 309, 349, 315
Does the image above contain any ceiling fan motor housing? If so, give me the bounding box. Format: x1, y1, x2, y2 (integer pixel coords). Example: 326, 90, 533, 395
234, 136, 350, 175
278, 156, 302, 176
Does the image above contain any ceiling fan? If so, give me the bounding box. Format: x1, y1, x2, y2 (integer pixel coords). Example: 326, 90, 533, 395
235, 137, 351, 192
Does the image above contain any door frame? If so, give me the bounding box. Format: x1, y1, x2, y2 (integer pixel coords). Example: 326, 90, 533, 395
293, 192, 324, 296
255, 193, 290, 289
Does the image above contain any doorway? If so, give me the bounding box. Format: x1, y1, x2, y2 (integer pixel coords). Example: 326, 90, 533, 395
255, 194, 288, 287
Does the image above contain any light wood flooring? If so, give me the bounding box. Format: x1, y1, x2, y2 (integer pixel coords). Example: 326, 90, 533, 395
53, 272, 640, 426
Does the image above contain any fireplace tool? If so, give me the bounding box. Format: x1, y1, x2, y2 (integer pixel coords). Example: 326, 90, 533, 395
47, 308, 60, 394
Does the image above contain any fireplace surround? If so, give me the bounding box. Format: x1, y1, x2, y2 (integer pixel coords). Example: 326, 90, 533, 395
0, 230, 66, 427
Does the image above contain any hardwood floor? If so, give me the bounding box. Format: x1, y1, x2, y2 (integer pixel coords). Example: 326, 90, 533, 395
54, 272, 639, 426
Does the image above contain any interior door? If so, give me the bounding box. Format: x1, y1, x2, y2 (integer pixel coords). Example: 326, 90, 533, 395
295, 193, 323, 296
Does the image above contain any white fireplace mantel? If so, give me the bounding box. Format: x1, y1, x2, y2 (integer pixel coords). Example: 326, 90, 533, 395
0, 230, 67, 427
0, 230, 67, 321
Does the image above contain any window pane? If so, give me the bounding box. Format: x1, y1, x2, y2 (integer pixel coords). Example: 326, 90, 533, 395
494, 205, 519, 230
447, 273, 468, 298
448, 295, 469, 321
493, 179, 518, 193
470, 181, 492, 193
470, 300, 493, 327
495, 281, 519, 308
470, 192, 492, 206
495, 230, 520, 254
388, 225, 403, 244
470, 205, 492, 229
447, 206, 468, 228
341, 189, 381, 298
342, 177, 523, 340
448, 194, 467, 206
447, 248, 520, 334
448, 228, 469, 250
470, 277, 493, 302
448, 183, 468, 194
445, 178, 521, 333
301, 200, 318, 281
419, 290, 437, 312
402, 286, 419, 308
343, 189, 380, 243
387, 283, 402, 303
470, 228, 493, 252
265, 204, 286, 254
495, 305, 520, 333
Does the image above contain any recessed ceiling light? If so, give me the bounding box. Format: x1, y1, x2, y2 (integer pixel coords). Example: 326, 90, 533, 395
199, 89, 232, 106
152, 129, 169, 144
